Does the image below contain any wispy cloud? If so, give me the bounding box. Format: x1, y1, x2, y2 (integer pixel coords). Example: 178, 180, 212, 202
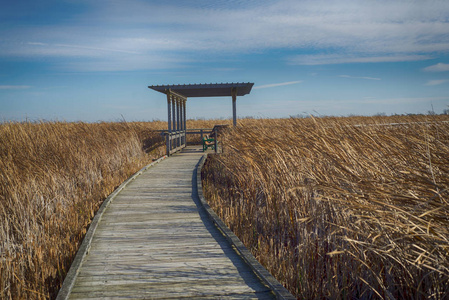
425, 79, 449, 86
20, 41, 140, 57
254, 81, 302, 89
357, 96, 449, 104
339, 75, 381, 81
54, 43, 139, 55
1, 0, 449, 71
423, 63, 449, 72
289, 54, 433, 65
0, 85, 31, 90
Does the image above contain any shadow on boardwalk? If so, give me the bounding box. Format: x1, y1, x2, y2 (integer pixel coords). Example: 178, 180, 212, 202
58, 146, 278, 299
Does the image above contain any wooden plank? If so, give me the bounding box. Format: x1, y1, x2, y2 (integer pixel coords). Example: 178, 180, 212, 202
66, 146, 276, 299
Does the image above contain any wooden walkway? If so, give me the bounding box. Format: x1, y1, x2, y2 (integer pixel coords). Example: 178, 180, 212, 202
61, 146, 282, 299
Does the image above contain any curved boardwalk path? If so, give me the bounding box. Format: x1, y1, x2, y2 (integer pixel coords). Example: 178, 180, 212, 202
63, 146, 281, 299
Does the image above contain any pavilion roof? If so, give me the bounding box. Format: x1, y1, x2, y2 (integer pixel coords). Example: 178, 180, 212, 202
148, 82, 254, 98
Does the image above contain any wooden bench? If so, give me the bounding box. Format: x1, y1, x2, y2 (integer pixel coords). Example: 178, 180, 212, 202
202, 125, 229, 152
202, 136, 215, 151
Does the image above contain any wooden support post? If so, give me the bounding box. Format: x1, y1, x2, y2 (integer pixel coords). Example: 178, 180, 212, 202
179, 98, 183, 145
166, 92, 172, 156
172, 97, 177, 149
176, 97, 180, 132
172, 96, 176, 135
179, 99, 184, 145
167, 93, 172, 133
180, 98, 184, 146
165, 91, 188, 154
176, 97, 181, 148
232, 87, 237, 127
183, 99, 187, 145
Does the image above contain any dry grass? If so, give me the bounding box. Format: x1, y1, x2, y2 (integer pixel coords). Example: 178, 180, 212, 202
0, 121, 166, 299
4, 116, 447, 299
186, 119, 232, 144
202, 115, 449, 299
0, 118, 237, 299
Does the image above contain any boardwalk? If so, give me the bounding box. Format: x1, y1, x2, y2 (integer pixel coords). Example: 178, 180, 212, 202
61, 146, 279, 299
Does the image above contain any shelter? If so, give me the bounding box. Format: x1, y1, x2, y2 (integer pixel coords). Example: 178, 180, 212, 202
148, 82, 254, 155
149, 82, 254, 127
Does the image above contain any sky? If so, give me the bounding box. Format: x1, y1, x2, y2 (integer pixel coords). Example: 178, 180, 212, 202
1, 0, 449, 122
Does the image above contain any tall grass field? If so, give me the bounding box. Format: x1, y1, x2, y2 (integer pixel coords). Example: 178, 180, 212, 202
202, 115, 449, 299
2, 116, 448, 299
0, 119, 225, 299
0, 121, 168, 299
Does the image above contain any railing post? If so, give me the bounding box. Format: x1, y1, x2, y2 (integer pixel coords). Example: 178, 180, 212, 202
166, 133, 170, 156
214, 127, 218, 153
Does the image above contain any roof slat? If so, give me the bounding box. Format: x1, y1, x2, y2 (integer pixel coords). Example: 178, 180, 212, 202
148, 82, 254, 98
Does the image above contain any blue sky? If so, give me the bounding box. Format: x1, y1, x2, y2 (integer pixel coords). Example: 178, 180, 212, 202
1, 0, 449, 122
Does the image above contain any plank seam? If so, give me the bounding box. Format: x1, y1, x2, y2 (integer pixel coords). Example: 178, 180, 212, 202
196, 155, 296, 300
56, 155, 168, 300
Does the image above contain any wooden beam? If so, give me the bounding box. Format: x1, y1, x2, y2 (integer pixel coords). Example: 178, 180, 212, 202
164, 89, 187, 101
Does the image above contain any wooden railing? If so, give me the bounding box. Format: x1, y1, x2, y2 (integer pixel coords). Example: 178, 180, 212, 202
163, 130, 186, 156
156, 128, 214, 156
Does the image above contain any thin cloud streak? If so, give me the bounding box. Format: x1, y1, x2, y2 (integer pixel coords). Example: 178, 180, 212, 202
290, 54, 433, 65
254, 81, 302, 89
54, 44, 139, 55
423, 63, 449, 72
425, 79, 449, 86
339, 75, 381, 81
0, 85, 31, 90
357, 96, 449, 104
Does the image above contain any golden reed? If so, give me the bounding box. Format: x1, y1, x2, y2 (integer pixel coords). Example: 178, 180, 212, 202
0, 118, 228, 299
0, 121, 167, 299
202, 115, 449, 299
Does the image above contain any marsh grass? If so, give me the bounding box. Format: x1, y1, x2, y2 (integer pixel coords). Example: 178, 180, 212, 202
0, 121, 166, 299
0, 118, 237, 299
202, 115, 449, 299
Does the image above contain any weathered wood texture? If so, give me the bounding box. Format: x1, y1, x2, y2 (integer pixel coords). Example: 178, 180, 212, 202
68, 146, 275, 299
